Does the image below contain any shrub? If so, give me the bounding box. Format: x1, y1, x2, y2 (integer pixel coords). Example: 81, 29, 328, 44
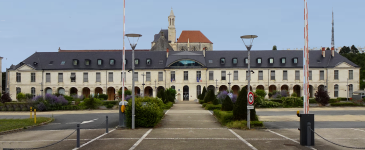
217, 91, 228, 104
213, 110, 234, 125
202, 103, 209, 108
102, 101, 118, 109
205, 104, 222, 110
199, 100, 204, 104
157, 89, 167, 103
309, 98, 317, 103
315, 88, 330, 106
282, 97, 303, 107
255, 89, 266, 98
226, 120, 263, 129
165, 88, 176, 103
233, 88, 247, 120
80, 97, 102, 109
63, 95, 74, 102
162, 102, 174, 109
125, 97, 164, 128
204, 90, 215, 103
95, 94, 108, 100
199, 86, 207, 100
291, 92, 298, 97
259, 100, 282, 108
272, 91, 281, 99
329, 98, 340, 103
221, 95, 233, 111
330, 102, 359, 106
1, 92, 12, 103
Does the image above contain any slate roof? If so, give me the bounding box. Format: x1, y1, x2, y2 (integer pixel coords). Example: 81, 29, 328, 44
177, 31, 212, 43
150, 33, 174, 51
9, 50, 359, 71
152, 29, 168, 43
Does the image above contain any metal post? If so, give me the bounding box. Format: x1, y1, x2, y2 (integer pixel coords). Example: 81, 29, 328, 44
228, 72, 231, 92
132, 47, 135, 129
142, 73, 145, 97
77, 124, 80, 148
347, 78, 349, 101
247, 46, 251, 129
155, 79, 157, 96
106, 116, 108, 133
215, 79, 218, 94
307, 122, 311, 146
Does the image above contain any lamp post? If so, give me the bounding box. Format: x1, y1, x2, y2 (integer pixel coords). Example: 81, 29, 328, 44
155, 79, 157, 96
347, 78, 349, 101
241, 35, 258, 129
141, 73, 145, 97
125, 33, 142, 129
228, 72, 232, 92
216, 79, 218, 94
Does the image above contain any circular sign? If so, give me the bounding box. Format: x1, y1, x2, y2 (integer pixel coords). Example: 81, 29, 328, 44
248, 92, 254, 105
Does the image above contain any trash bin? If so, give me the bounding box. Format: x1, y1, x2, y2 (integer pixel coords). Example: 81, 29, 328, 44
119, 101, 128, 128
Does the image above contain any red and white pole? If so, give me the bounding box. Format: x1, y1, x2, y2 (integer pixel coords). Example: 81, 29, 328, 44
122, 0, 126, 111
303, 0, 309, 114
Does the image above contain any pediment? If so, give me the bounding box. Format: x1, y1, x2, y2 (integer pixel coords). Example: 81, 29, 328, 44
335, 62, 354, 68
17, 64, 35, 71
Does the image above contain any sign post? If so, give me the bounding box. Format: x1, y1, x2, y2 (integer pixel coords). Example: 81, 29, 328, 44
248, 92, 254, 106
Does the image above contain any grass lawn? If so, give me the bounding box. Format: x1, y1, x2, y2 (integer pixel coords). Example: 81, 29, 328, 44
0, 117, 53, 132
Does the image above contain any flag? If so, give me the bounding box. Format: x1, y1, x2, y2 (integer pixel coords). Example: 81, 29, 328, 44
171, 78, 172, 82
199, 77, 202, 82
197, 77, 199, 82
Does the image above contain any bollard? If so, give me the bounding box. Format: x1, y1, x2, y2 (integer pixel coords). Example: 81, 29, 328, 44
106, 116, 109, 133
30, 107, 32, 118
34, 109, 36, 124
297, 112, 314, 146
77, 124, 80, 148
307, 122, 311, 146
119, 101, 128, 128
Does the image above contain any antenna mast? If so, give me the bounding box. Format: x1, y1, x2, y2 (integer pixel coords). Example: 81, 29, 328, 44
331, 9, 335, 51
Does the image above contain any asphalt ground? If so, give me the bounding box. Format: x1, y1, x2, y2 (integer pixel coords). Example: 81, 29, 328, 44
1, 103, 365, 150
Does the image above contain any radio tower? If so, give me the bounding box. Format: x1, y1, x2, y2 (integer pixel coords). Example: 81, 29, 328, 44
331, 9, 335, 51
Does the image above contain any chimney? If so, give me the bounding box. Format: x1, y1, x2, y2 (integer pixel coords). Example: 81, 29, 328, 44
322, 47, 325, 57
166, 48, 169, 58
331, 47, 335, 57
58, 47, 61, 52
203, 47, 206, 57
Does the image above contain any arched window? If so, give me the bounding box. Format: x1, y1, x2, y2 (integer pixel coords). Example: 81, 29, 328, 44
170, 60, 203, 67
172, 18, 174, 25
334, 84, 338, 97
16, 87, 21, 95
197, 85, 201, 97
171, 86, 175, 90
31, 87, 36, 97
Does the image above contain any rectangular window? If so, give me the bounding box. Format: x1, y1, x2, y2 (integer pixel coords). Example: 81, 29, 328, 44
31, 73, 36, 82
334, 70, 339, 80
270, 71, 275, 80
146, 72, 151, 81
58, 73, 63, 83
258, 71, 263, 80
349, 70, 353, 80
246, 71, 249, 80
71, 73, 76, 82
209, 71, 213, 80
108, 72, 113, 82
221, 71, 226, 80
283, 70, 287, 80
96, 72, 101, 82
295, 70, 300, 80
46, 73, 51, 82
309, 70, 312, 80
184, 71, 188, 81
134, 72, 138, 81
158, 72, 163, 81
209, 60, 213, 63
170, 71, 175, 81
84, 73, 88, 82
16, 73, 21, 82
320, 70, 324, 80
196, 71, 201, 81
234, 71, 238, 80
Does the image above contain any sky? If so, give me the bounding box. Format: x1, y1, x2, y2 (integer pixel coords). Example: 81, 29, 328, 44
1, 0, 365, 72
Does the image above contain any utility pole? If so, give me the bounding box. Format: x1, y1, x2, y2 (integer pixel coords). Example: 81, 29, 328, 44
228, 72, 231, 92
155, 79, 157, 96
215, 79, 218, 94
141, 73, 145, 97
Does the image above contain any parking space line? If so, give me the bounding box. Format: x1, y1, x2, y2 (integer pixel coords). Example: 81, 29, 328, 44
72, 128, 116, 150
208, 110, 213, 115
159, 128, 226, 129
266, 129, 317, 150
229, 129, 257, 150
352, 128, 365, 133
129, 129, 153, 150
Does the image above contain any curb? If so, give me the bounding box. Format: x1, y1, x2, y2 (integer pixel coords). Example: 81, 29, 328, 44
0, 117, 54, 135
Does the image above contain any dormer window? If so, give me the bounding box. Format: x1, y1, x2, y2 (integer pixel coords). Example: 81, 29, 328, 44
159, 60, 163, 64
73, 59, 79, 66
49, 61, 54, 65
293, 58, 298, 64
244, 58, 248, 64
85, 59, 90, 66
208, 60, 213, 63
257, 58, 262, 64
61, 61, 65, 65
281, 58, 286, 64
232, 58, 238, 64
269, 58, 274, 64
220, 58, 225, 64
110, 59, 115, 65
97, 59, 103, 66
135, 59, 139, 65
146, 59, 151, 65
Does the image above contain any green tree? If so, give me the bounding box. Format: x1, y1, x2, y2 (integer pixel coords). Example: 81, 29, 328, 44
340, 53, 365, 89
221, 95, 233, 111
272, 45, 277, 50
315, 87, 330, 106
233, 88, 247, 120
255, 89, 266, 98
199, 86, 207, 100
204, 90, 215, 103
339, 46, 350, 54
351, 45, 359, 54
326, 47, 330, 50
157, 89, 167, 103
165, 88, 176, 103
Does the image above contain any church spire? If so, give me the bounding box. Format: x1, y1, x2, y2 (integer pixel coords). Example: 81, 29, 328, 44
170, 7, 175, 17
331, 8, 335, 51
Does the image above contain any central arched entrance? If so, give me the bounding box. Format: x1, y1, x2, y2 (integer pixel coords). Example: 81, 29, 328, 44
70, 87, 78, 96
107, 87, 115, 100
82, 87, 90, 98
144, 86, 153, 97
183, 85, 189, 101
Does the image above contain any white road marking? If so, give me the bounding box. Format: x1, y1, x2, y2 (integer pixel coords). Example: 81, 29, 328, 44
72, 128, 116, 150
229, 129, 258, 150
165, 109, 170, 114
162, 120, 216, 122
266, 129, 317, 150
129, 129, 153, 150
66, 122, 80, 124
208, 110, 213, 115
81, 118, 98, 124
159, 128, 226, 130
47, 123, 61, 125
352, 128, 365, 133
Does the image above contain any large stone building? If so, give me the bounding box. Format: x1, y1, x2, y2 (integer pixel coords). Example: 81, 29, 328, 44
6, 48, 360, 101
151, 9, 213, 51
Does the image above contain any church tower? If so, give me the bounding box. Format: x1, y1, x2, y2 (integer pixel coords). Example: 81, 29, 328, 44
168, 8, 177, 50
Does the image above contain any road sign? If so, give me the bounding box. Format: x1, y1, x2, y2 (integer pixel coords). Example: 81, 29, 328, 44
228, 93, 233, 99
248, 92, 254, 105
247, 105, 254, 109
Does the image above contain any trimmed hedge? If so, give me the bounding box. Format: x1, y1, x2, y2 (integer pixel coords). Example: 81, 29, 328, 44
251, 121, 264, 127
102, 101, 118, 109
270, 98, 283, 103
337, 97, 349, 101
1, 102, 29, 111
126, 97, 164, 128
309, 98, 317, 104
329, 98, 340, 103
282, 97, 303, 107
205, 104, 222, 110
199, 100, 204, 104
331, 102, 361, 106
213, 110, 234, 125
162, 102, 174, 109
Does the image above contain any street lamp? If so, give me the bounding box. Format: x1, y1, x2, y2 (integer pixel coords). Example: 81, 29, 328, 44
228, 72, 232, 93
125, 33, 142, 130
215, 79, 218, 94
141, 73, 145, 97
241, 35, 258, 129
155, 79, 157, 95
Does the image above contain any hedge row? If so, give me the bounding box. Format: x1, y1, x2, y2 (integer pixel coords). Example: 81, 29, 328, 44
330, 102, 361, 106
204, 104, 222, 110
214, 110, 263, 128
213, 110, 234, 125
